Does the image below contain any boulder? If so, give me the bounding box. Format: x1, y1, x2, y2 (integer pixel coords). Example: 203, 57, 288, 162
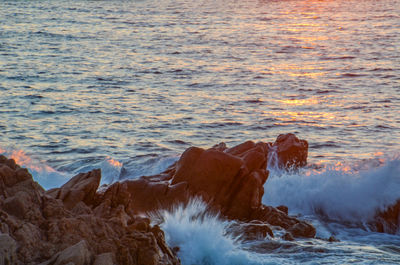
273, 133, 308, 169
93, 253, 115, 265
0, 233, 17, 265
105, 134, 314, 238
0, 157, 181, 265
228, 221, 274, 241
40, 240, 93, 265
369, 200, 400, 234
47, 169, 101, 210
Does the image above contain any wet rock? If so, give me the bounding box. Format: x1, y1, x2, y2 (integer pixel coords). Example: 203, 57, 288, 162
282, 232, 294, 241
228, 221, 274, 241
273, 133, 308, 169
369, 199, 400, 234
287, 222, 316, 238
277, 205, 289, 215
251, 206, 316, 238
328, 236, 339, 242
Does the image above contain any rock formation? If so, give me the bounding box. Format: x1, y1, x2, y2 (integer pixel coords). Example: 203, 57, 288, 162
0, 155, 180, 265
0, 133, 318, 265
98, 133, 315, 239
369, 200, 400, 234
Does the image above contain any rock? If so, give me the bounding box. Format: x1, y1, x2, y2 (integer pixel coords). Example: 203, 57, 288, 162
328, 236, 339, 242
0, 133, 315, 264
369, 200, 400, 234
0, 233, 17, 265
3, 191, 32, 219
277, 205, 289, 215
40, 240, 92, 265
251, 206, 316, 238
287, 222, 316, 238
99, 134, 314, 239
0, 157, 181, 265
48, 169, 101, 210
93, 253, 115, 265
228, 221, 274, 241
282, 232, 294, 241
273, 133, 308, 169
0, 164, 17, 187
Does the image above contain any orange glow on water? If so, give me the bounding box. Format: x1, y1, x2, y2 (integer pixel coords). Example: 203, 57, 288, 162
0, 148, 55, 173
106, 156, 123, 168
277, 98, 319, 106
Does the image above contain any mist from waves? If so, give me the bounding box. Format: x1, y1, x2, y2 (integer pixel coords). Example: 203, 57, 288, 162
264, 151, 400, 225
155, 197, 400, 265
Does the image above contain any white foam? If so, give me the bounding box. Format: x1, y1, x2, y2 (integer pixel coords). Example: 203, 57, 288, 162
125, 155, 179, 180
99, 156, 123, 185
157, 199, 273, 265
263, 155, 400, 223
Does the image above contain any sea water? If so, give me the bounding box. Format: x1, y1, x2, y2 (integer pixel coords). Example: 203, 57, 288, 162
0, 0, 399, 264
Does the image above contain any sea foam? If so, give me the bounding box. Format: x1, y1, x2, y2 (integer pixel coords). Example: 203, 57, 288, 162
157, 199, 274, 265
263, 154, 400, 224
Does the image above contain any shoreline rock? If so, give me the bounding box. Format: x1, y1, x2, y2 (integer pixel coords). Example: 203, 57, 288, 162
0, 133, 319, 264
0, 155, 180, 265
98, 133, 315, 239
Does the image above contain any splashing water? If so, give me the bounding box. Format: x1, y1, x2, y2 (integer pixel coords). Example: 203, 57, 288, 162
0, 146, 71, 189
263, 155, 400, 224
157, 199, 272, 265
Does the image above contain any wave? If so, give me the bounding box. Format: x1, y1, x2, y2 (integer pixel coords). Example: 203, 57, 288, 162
155, 199, 273, 265
0, 146, 70, 190
263, 154, 400, 224
0, 145, 178, 189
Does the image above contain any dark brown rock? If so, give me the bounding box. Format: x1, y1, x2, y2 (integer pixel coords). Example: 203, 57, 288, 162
273, 133, 308, 169
48, 169, 101, 210
228, 221, 274, 241
369, 200, 400, 234
0, 233, 17, 265
0, 158, 181, 265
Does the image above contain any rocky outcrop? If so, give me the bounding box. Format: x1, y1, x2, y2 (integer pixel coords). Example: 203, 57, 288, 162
0, 155, 180, 265
0, 133, 314, 265
272, 133, 308, 169
369, 200, 400, 234
99, 133, 314, 240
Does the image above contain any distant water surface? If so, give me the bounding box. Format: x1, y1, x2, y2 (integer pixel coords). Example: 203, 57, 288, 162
1, 0, 399, 171
1, 0, 400, 264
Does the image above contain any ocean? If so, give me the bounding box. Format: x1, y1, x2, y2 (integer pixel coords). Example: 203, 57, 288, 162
0, 0, 399, 264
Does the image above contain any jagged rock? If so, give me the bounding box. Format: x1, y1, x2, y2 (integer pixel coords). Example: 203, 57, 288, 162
47, 170, 101, 210
0, 157, 181, 265
282, 232, 294, 241
39, 240, 93, 265
369, 200, 400, 234
102, 134, 314, 239
93, 253, 115, 265
0, 233, 17, 265
228, 221, 274, 241
277, 205, 289, 215
273, 133, 308, 169
0, 134, 314, 264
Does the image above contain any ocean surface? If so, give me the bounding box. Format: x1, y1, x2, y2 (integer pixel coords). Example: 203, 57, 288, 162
1, 0, 399, 264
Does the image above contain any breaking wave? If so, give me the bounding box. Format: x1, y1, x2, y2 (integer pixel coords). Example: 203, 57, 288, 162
263, 154, 400, 224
